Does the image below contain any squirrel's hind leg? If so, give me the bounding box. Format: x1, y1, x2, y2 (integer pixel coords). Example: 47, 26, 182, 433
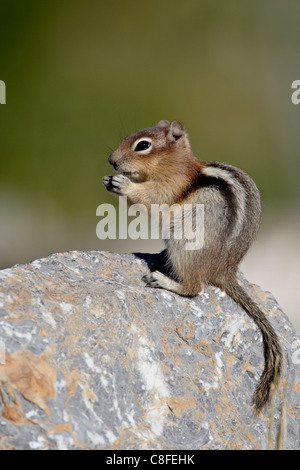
143, 270, 201, 297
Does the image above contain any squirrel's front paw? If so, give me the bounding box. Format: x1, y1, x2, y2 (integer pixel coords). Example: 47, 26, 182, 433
103, 174, 130, 195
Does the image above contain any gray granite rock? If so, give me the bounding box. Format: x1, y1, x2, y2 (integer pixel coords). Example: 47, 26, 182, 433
0, 250, 299, 449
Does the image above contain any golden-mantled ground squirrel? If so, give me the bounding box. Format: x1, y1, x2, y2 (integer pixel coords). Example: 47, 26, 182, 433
103, 119, 283, 413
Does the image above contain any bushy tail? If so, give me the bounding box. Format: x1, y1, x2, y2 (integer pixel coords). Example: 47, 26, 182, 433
223, 280, 283, 413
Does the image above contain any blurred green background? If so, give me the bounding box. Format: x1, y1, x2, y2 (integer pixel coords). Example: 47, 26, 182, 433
0, 0, 299, 328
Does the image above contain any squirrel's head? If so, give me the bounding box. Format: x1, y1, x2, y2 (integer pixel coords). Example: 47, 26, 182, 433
108, 120, 192, 183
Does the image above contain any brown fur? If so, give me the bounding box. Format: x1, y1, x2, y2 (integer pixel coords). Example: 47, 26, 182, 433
103, 119, 283, 413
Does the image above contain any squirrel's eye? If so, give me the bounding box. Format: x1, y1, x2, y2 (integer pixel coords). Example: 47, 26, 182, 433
134, 140, 152, 152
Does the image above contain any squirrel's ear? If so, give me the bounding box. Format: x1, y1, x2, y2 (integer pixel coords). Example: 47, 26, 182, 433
155, 120, 170, 128
168, 120, 185, 142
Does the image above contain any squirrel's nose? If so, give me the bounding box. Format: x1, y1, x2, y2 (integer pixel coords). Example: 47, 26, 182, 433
108, 152, 121, 171
108, 153, 115, 166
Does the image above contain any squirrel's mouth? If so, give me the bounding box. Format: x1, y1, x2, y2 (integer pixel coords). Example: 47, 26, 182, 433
111, 160, 142, 182
121, 170, 144, 183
